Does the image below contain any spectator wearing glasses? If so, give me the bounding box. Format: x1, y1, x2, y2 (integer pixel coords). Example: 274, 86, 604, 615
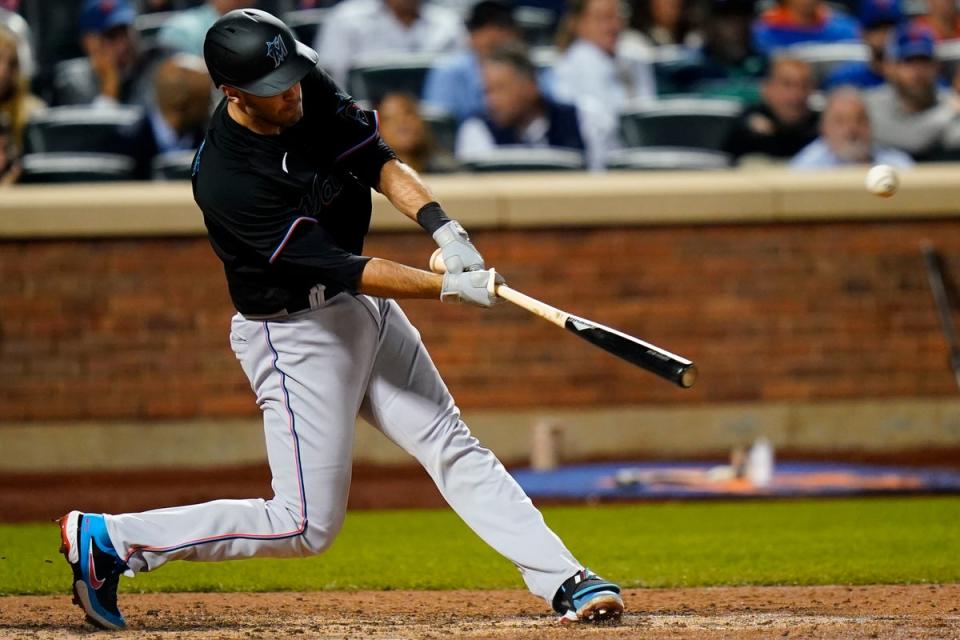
422, 0, 522, 123
791, 86, 913, 168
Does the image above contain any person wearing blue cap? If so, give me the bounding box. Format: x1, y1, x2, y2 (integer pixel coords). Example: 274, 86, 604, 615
58, 0, 156, 106
824, 0, 903, 90
863, 24, 960, 158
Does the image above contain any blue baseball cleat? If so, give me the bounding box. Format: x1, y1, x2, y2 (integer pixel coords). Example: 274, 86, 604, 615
552, 568, 624, 623
57, 511, 128, 630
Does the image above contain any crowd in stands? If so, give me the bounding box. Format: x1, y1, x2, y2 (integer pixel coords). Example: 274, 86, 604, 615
4, 0, 960, 183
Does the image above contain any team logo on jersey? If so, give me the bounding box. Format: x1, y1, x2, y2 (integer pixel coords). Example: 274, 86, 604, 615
265, 35, 288, 69
336, 93, 369, 126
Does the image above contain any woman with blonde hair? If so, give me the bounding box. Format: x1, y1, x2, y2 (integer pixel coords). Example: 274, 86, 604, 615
0, 25, 44, 156
552, 0, 656, 119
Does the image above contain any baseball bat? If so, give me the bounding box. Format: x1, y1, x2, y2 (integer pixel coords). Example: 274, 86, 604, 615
429, 250, 698, 389
921, 244, 960, 390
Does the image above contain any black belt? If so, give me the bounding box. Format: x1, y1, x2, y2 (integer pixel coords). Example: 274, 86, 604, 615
243, 284, 344, 321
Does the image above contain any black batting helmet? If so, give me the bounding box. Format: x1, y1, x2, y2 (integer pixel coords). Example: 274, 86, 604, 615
203, 8, 318, 97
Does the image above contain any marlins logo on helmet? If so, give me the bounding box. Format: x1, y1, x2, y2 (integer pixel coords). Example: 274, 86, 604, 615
265, 35, 288, 68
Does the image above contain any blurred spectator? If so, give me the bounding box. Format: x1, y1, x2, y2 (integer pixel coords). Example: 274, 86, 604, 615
456, 45, 612, 169
552, 0, 656, 118
314, 0, 466, 87
0, 113, 20, 185
58, 0, 158, 106
378, 92, 457, 172
0, 7, 33, 78
0, 25, 44, 155
156, 1, 255, 57
630, 0, 704, 49
422, 0, 521, 122
680, 0, 765, 101
123, 54, 210, 179
722, 56, 819, 161
752, 0, 860, 56
864, 25, 960, 158
910, 0, 960, 41
791, 87, 913, 168
824, 0, 903, 90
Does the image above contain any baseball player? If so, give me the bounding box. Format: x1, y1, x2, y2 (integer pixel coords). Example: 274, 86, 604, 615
56, 9, 623, 630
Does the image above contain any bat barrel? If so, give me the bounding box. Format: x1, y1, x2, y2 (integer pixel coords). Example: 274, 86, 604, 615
564, 316, 697, 389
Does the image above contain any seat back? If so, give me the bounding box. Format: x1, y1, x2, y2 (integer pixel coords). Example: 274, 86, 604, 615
620, 98, 742, 150
460, 146, 586, 172
347, 53, 438, 103
606, 146, 732, 170
19, 152, 136, 183
24, 105, 143, 154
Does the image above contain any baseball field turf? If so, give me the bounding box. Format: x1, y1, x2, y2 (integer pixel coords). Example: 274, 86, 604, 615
1, 496, 957, 596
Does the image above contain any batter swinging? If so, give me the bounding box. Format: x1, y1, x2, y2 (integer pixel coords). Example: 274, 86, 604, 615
57, 9, 623, 630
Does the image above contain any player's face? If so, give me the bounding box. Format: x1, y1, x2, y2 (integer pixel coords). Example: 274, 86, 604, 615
242, 82, 304, 129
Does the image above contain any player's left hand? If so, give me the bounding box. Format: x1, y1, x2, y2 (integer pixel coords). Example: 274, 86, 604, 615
433, 221, 484, 274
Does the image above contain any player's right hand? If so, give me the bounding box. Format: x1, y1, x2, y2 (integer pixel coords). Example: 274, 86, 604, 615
441, 269, 503, 308
433, 221, 484, 274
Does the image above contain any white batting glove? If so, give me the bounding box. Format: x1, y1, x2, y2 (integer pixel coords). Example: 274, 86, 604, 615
433, 221, 484, 274
441, 269, 503, 307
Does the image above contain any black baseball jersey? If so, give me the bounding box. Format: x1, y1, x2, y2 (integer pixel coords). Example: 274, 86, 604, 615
191, 66, 397, 316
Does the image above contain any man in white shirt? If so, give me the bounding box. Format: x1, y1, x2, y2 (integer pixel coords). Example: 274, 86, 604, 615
313, 0, 467, 88
456, 45, 614, 170
791, 87, 913, 169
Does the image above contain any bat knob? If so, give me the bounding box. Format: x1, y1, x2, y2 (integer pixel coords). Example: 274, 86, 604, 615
679, 364, 698, 389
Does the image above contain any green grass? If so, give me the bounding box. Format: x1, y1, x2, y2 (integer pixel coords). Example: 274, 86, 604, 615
1, 497, 958, 595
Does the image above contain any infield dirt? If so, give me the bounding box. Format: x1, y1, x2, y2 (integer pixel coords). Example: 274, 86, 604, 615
1, 585, 958, 639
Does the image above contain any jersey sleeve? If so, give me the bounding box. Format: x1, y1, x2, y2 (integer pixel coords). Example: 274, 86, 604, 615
205, 173, 371, 293
301, 66, 397, 189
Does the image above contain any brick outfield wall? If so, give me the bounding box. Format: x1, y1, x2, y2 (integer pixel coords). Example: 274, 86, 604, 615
1, 220, 959, 422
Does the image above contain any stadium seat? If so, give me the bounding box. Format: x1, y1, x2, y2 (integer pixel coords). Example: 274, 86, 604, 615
420, 106, 457, 154
152, 150, 198, 181
782, 42, 869, 85
937, 39, 960, 82
619, 98, 741, 150
459, 147, 586, 172
605, 147, 733, 171
133, 11, 177, 49
23, 105, 143, 154
347, 53, 438, 104
18, 152, 136, 183
283, 8, 330, 46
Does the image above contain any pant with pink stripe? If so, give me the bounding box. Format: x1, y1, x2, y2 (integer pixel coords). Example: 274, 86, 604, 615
104, 294, 581, 602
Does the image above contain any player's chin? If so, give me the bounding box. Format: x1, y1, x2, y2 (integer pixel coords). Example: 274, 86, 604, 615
279, 106, 304, 127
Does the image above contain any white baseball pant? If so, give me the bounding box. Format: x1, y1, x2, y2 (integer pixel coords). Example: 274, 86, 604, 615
104, 293, 581, 602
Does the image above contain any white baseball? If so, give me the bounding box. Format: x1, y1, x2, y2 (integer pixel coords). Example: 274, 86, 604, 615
865, 164, 899, 198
